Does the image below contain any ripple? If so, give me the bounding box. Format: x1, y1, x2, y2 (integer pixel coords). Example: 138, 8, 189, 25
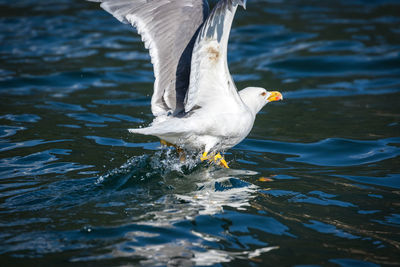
238, 137, 400, 167
105, 114, 144, 123
333, 174, 400, 189
265, 54, 400, 78
304, 220, 360, 239
381, 214, 400, 227
0, 69, 15, 81
308, 40, 365, 53
105, 51, 150, 61
217, 210, 294, 237
329, 258, 380, 267
0, 125, 25, 138
0, 139, 71, 153
86, 136, 157, 150
57, 124, 81, 129
0, 71, 97, 96
36, 101, 86, 111
1, 0, 399, 265
0, 114, 41, 123
0, 148, 91, 179
67, 113, 120, 123
93, 98, 151, 107
285, 87, 400, 99
261, 190, 356, 208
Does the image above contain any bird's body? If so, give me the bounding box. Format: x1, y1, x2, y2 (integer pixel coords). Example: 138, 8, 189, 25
89, 0, 283, 167
130, 94, 254, 153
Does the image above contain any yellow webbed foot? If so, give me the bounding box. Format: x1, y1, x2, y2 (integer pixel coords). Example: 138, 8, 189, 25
200, 152, 229, 168
214, 153, 229, 168
200, 151, 209, 162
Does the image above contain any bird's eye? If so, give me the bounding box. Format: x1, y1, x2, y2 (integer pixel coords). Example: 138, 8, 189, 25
261, 92, 267, 96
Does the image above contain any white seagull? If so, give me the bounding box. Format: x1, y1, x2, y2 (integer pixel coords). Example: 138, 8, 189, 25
89, 0, 283, 168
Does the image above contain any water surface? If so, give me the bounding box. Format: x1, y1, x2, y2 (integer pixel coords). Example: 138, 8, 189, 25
1, 0, 400, 266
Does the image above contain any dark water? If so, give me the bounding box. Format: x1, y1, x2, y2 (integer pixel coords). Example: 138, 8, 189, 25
1, 0, 400, 265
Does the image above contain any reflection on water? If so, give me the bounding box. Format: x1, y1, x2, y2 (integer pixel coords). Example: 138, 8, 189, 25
74, 151, 274, 265
98, 150, 259, 220
1, 0, 400, 265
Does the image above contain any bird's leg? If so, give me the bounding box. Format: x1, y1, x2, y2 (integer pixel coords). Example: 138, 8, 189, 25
177, 147, 186, 163
160, 139, 186, 162
160, 139, 173, 147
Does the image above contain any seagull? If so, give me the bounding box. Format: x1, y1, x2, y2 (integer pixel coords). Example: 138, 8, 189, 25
89, 0, 283, 168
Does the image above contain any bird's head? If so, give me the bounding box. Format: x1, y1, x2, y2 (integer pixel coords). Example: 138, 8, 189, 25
239, 87, 283, 115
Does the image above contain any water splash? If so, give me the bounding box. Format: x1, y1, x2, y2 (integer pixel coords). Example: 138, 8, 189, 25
96, 147, 203, 185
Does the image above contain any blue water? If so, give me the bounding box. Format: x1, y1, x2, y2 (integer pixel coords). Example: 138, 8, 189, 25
1, 0, 400, 265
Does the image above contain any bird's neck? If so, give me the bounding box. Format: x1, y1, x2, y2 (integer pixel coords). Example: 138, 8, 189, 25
238, 90, 264, 117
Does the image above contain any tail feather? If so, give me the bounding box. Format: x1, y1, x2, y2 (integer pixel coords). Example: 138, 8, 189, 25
128, 127, 153, 135
128, 117, 192, 140
128, 125, 183, 136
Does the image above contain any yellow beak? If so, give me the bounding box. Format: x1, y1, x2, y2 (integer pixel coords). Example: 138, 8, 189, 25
267, 91, 283, 102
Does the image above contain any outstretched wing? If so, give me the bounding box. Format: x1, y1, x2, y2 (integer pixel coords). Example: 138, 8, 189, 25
89, 0, 209, 116
184, 0, 247, 112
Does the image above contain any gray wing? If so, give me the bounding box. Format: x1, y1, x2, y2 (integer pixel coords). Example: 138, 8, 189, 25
89, 0, 209, 116
185, 0, 246, 113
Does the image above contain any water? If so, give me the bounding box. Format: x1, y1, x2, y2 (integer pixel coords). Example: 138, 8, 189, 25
1, 0, 399, 265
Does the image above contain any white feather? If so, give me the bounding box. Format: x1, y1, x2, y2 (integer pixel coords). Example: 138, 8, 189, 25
89, 0, 209, 116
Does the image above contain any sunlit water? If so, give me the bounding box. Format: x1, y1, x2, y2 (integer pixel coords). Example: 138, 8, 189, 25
1, 0, 400, 266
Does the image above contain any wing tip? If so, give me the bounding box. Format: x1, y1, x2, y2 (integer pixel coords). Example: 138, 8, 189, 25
238, 0, 247, 9
226, 0, 248, 9
100, 2, 128, 24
